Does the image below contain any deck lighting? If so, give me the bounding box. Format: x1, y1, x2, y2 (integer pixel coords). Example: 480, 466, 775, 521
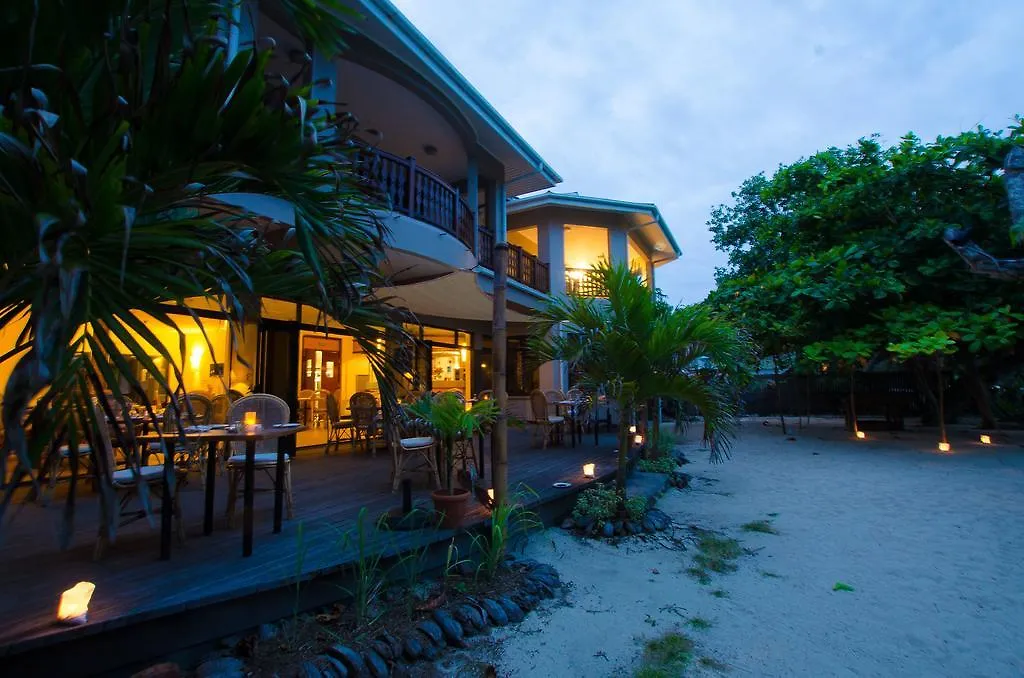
628, 425, 637, 434
938, 441, 951, 453
980, 434, 992, 445
583, 463, 596, 478
57, 582, 95, 625
634, 433, 644, 446
855, 430, 866, 440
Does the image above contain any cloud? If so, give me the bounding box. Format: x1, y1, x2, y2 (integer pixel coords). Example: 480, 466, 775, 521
392, 0, 1024, 303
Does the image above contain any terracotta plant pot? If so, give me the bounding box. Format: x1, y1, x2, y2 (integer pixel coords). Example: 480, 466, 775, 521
432, 488, 471, 529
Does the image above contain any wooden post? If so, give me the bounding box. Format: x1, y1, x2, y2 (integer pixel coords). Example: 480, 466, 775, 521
492, 242, 509, 507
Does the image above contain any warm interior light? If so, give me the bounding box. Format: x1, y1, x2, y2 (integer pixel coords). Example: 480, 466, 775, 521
855, 430, 866, 439
629, 425, 637, 434
480, 363, 487, 369
460, 348, 468, 362
57, 582, 95, 625
938, 441, 951, 453
567, 269, 585, 281
980, 434, 992, 445
634, 434, 644, 445
487, 488, 495, 501
583, 463, 596, 478
244, 411, 257, 427
189, 344, 205, 370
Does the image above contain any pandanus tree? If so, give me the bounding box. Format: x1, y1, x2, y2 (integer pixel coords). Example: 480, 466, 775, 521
531, 262, 750, 493
0, 0, 408, 545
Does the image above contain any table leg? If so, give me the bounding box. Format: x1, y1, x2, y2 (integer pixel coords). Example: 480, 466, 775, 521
243, 438, 255, 557
204, 440, 217, 536
273, 438, 285, 534
160, 440, 173, 560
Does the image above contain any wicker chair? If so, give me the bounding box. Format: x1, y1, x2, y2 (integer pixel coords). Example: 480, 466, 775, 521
298, 388, 315, 425
224, 394, 293, 526
150, 392, 213, 471
92, 403, 186, 560
210, 393, 232, 424
350, 391, 379, 455
387, 416, 440, 491
477, 389, 493, 401
325, 392, 353, 454
529, 389, 564, 449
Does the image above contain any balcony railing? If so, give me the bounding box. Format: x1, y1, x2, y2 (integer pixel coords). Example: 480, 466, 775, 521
565, 268, 607, 297
354, 146, 475, 250
478, 233, 551, 294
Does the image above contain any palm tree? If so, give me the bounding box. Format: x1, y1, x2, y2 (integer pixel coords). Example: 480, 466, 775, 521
0, 0, 407, 544
531, 262, 750, 492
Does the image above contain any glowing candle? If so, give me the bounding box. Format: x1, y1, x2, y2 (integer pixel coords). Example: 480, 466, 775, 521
628, 425, 637, 434
855, 431, 866, 439
487, 488, 495, 502
634, 434, 644, 446
938, 441, 951, 453
583, 463, 596, 478
980, 434, 991, 445
244, 411, 257, 427
57, 582, 95, 625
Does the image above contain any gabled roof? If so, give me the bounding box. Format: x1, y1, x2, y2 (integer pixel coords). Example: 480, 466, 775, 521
507, 192, 682, 264
353, 0, 562, 195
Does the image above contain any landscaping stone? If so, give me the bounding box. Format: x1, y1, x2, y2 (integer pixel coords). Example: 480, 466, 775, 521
480, 598, 510, 626
511, 591, 539, 612
257, 622, 278, 642
601, 522, 614, 537
646, 508, 671, 530
326, 643, 367, 676
432, 609, 467, 647
196, 657, 245, 678
496, 595, 525, 623
368, 639, 393, 662
453, 604, 486, 632
402, 634, 424, 661
416, 619, 446, 647
532, 580, 555, 599
417, 639, 440, 660
560, 517, 575, 530
131, 663, 181, 678
362, 649, 388, 678
577, 516, 595, 533
319, 655, 349, 678
641, 515, 656, 532
613, 520, 624, 535
625, 520, 641, 535
378, 631, 404, 660
297, 660, 324, 678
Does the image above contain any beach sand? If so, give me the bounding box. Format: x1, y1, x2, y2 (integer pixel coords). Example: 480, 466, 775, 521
473, 419, 1024, 677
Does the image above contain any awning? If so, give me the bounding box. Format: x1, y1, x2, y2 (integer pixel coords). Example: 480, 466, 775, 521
379, 271, 533, 323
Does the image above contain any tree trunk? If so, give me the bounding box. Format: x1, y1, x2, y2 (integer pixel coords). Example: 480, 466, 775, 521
615, 404, 631, 494
651, 397, 661, 452
491, 243, 509, 506
910, 358, 939, 425
937, 356, 948, 444
673, 399, 684, 435
849, 370, 858, 434
962, 354, 996, 429
773, 355, 787, 434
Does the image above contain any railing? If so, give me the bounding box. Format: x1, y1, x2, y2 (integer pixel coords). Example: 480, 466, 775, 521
565, 268, 607, 297
353, 146, 475, 251
477, 233, 551, 294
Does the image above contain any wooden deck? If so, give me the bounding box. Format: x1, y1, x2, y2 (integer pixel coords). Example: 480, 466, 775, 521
0, 427, 622, 672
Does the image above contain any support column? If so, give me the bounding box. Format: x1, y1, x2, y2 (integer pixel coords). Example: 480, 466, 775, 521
227, 1, 258, 61
311, 48, 336, 111
466, 155, 480, 257
488, 179, 509, 506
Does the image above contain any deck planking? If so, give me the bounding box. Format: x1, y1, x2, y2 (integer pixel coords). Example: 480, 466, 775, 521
0, 427, 621, 658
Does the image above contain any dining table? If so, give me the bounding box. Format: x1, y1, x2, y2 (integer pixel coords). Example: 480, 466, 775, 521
137, 424, 305, 559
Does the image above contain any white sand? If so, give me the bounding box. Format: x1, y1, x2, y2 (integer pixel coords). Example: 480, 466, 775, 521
478, 420, 1024, 677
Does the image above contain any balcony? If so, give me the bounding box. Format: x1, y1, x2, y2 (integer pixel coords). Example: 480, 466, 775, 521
478, 231, 551, 294
354, 146, 475, 251
565, 268, 607, 297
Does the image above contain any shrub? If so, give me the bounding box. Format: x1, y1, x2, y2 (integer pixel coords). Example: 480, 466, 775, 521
637, 456, 678, 474
625, 495, 648, 521
572, 484, 619, 523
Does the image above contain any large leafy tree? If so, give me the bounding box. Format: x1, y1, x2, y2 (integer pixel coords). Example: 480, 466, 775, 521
0, 0, 406, 543
531, 262, 749, 493
708, 124, 1024, 426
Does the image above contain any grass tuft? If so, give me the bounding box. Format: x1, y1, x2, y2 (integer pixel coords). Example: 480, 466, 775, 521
832, 581, 855, 592
760, 570, 782, 579
740, 519, 778, 534
710, 589, 729, 599
687, 616, 713, 630
699, 656, 730, 671
634, 631, 695, 677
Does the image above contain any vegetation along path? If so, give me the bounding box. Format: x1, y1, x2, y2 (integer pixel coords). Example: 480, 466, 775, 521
476, 421, 1024, 676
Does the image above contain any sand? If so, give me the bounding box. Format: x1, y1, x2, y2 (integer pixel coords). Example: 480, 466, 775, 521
475, 419, 1024, 677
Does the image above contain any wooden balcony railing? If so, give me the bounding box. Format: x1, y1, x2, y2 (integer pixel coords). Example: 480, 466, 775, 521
477, 233, 551, 294
353, 146, 475, 250
565, 268, 607, 297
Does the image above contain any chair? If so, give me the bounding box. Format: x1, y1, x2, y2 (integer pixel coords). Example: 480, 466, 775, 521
92, 403, 186, 560
210, 393, 232, 424
529, 389, 564, 449
152, 392, 213, 471
350, 391, 379, 455
388, 417, 440, 491
311, 389, 331, 428
298, 389, 315, 425
224, 394, 293, 526
477, 390, 493, 401
324, 393, 353, 454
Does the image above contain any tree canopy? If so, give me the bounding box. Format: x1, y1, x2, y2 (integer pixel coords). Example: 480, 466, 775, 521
707, 122, 1024, 423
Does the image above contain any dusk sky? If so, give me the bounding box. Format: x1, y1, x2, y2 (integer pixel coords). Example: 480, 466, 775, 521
392, 0, 1024, 304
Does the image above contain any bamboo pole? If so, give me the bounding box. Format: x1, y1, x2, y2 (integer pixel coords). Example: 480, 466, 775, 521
491, 242, 509, 506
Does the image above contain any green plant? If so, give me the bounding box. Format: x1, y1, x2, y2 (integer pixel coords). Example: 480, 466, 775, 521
688, 531, 743, 583
339, 508, 389, 628
740, 519, 778, 534
634, 631, 695, 678
761, 571, 782, 579
699, 656, 729, 671
471, 485, 541, 581
833, 581, 855, 592
625, 495, 649, 521
637, 456, 678, 474
710, 589, 729, 599
571, 483, 619, 523
687, 616, 713, 630
405, 392, 499, 494
0, 0, 406, 543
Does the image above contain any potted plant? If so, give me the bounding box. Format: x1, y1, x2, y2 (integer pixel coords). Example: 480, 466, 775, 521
405, 392, 499, 529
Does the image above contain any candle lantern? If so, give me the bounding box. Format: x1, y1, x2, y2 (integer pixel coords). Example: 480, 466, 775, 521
980, 434, 992, 445
582, 463, 596, 478
855, 430, 866, 439
56, 582, 95, 625
938, 441, 951, 453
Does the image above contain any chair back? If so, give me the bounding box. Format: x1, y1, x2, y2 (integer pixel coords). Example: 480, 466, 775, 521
477, 389, 493, 401
350, 391, 378, 427
161, 392, 213, 431
544, 389, 564, 405
566, 388, 585, 403
312, 389, 330, 412
228, 394, 290, 454
435, 389, 465, 403
91, 403, 140, 484
326, 392, 341, 424
530, 389, 550, 422
210, 393, 231, 424
298, 389, 315, 400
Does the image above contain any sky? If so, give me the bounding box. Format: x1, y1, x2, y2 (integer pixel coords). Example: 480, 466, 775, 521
391, 0, 1024, 304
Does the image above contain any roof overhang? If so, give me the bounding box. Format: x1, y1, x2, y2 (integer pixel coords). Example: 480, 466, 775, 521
379, 270, 533, 322
507, 192, 682, 265
348, 0, 562, 196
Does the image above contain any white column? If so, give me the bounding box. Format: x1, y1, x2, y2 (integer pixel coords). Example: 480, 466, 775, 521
609, 228, 628, 268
